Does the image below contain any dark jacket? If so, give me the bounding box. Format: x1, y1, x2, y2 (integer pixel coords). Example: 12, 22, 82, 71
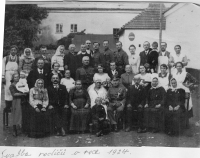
32, 55, 51, 73
47, 84, 69, 107
148, 49, 158, 71
91, 104, 106, 121
27, 68, 49, 89
139, 48, 152, 66
126, 85, 146, 109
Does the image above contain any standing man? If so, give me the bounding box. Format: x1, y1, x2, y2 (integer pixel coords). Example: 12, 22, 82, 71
113, 41, 129, 74
102, 40, 114, 72
32, 45, 51, 73
76, 56, 95, 90
139, 41, 152, 73
2, 45, 19, 112
92, 42, 105, 71
158, 42, 174, 73
64, 44, 78, 79
47, 74, 70, 136
125, 76, 146, 132
107, 77, 126, 132
27, 58, 49, 89
85, 40, 94, 57
77, 44, 93, 68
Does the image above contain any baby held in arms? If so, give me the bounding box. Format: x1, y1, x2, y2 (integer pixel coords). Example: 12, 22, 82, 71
16, 71, 29, 93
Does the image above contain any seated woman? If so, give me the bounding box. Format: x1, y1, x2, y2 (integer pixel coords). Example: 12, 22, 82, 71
173, 62, 198, 118
9, 73, 27, 137
88, 64, 110, 91
165, 78, 186, 135
19, 48, 35, 77
91, 97, 109, 137
29, 79, 49, 138
135, 65, 152, 93
120, 65, 135, 89
69, 80, 91, 133
158, 64, 172, 91
143, 77, 166, 133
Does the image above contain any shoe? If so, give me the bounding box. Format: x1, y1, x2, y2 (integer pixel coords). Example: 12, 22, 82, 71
152, 129, 159, 133
61, 128, 66, 136
142, 128, 147, 133
125, 127, 131, 132
96, 131, 102, 137
137, 128, 142, 133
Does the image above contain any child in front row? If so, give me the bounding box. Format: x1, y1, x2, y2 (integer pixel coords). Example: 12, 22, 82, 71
91, 97, 109, 137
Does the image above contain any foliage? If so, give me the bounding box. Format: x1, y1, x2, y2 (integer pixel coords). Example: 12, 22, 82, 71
57, 29, 86, 49
4, 4, 48, 53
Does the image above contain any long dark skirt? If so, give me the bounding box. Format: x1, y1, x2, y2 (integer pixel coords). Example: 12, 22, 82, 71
144, 107, 164, 130
165, 109, 185, 134
70, 108, 90, 132
28, 105, 50, 138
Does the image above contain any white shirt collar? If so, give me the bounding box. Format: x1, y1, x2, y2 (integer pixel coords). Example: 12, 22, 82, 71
38, 68, 43, 73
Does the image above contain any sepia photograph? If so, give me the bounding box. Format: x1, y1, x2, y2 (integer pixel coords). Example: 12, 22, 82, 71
0, 0, 200, 149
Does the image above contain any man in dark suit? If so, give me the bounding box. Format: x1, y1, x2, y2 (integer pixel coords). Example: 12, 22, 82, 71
139, 41, 152, 73
27, 58, 49, 89
107, 62, 122, 80
47, 74, 70, 136
32, 45, 51, 73
125, 76, 146, 132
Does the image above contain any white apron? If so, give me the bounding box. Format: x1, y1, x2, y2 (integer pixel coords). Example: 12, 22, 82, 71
158, 73, 169, 91
171, 53, 186, 74
173, 71, 192, 110
5, 61, 19, 101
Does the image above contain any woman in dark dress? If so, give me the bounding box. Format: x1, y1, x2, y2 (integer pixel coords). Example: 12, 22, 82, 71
69, 80, 91, 133
28, 79, 49, 138
165, 78, 186, 135
9, 73, 27, 136
143, 77, 166, 133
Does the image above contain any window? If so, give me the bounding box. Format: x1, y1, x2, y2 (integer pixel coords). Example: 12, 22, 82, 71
56, 24, 63, 33
113, 28, 119, 35
71, 24, 77, 33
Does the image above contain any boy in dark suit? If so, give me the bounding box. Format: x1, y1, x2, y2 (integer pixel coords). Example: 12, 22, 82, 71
91, 97, 108, 137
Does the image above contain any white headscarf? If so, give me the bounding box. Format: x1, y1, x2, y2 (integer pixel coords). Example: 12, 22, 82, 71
54, 45, 65, 57
169, 78, 181, 91
23, 48, 34, 59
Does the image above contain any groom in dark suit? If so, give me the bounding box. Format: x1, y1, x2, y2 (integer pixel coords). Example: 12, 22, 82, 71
125, 76, 146, 133
139, 41, 152, 73
27, 58, 49, 89
47, 74, 70, 136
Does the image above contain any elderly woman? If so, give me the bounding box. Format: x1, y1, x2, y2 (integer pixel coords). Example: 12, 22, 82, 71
128, 45, 140, 74
29, 79, 49, 138
165, 78, 186, 135
69, 80, 91, 133
19, 48, 35, 77
9, 73, 27, 136
51, 45, 65, 74
2, 45, 19, 114
173, 62, 198, 118
143, 77, 166, 133
120, 65, 135, 89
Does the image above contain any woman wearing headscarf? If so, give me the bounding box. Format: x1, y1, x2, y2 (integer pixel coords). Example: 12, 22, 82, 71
173, 62, 198, 118
143, 77, 166, 133
9, 73, 27, 136
51, 45, 65, 75
69, 80, 91, 133
19, 48, 35, 77
29, 79, 49, 138
2, 45, 20, 114
165, 78, 186, 135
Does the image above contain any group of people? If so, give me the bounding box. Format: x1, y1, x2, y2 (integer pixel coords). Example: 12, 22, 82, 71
2, 40, 198, 138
